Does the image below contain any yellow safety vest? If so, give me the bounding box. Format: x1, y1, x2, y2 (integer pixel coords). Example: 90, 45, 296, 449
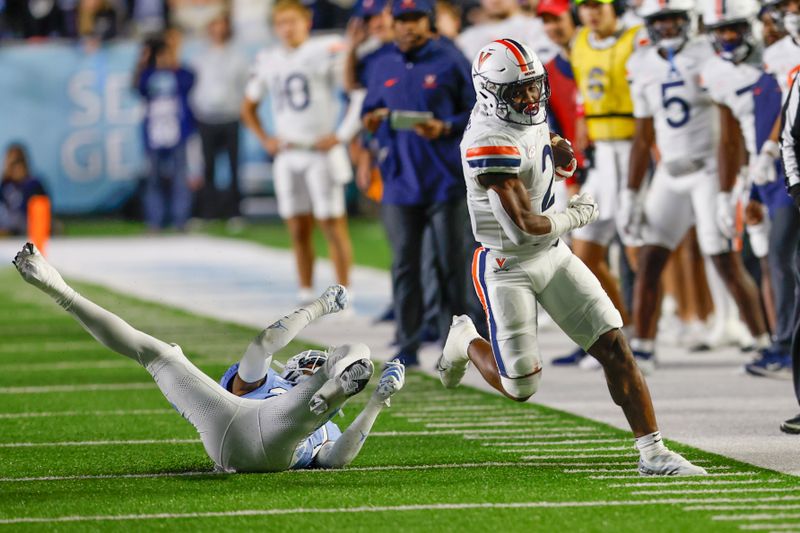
571, 25, 642, 141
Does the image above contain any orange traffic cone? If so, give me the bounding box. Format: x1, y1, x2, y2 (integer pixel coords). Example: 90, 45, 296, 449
27, 195, 51, 256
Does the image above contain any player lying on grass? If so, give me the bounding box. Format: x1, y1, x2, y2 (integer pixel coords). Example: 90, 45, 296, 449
437, 39, 706, 476
12, 243, 404, 472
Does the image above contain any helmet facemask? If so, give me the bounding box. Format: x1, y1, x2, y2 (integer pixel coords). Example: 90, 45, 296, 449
709, 21, 754, 64
646, 11, 691, 54
281, 349, 328, 384
480, 72, 551, 126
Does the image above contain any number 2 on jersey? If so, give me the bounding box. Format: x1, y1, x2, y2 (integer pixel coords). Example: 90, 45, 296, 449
661, 80, 690, 128
541, 144, 555, 212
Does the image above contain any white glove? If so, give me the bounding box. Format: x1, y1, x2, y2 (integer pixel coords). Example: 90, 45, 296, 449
746, 220, 770, 258
715, 191, 737, 239
555, 157, 578, 181
617, 188, 644, 246
566, 192, 600, 228
751, 140, 780, 185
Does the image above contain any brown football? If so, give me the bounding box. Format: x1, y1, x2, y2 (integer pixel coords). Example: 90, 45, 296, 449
551, 136, 574, 168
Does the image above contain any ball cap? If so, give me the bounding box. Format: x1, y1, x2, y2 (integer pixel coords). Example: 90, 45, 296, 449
357, 0, 387, 18
537, 0, 570, 16
392, 0, 434, 17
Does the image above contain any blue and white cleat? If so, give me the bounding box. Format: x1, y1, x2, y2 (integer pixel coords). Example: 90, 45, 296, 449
437, 315, 478, 389
373, 361, 405, 406
638, 450, 707, 476
745, 350, 793, 379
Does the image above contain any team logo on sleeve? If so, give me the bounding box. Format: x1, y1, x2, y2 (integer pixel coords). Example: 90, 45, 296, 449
423, 74, 437, 88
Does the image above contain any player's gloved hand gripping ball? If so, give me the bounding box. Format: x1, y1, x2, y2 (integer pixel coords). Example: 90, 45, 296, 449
551, 134, 578, 181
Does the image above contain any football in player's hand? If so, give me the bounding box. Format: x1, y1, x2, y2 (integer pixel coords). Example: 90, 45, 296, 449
551, 135, 575, 168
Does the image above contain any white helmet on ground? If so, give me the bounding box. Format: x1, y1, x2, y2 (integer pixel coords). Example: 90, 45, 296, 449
702, 0, 759, 63
639, 0, 696, 52
471, 38, 550, 126
281, 349, 328, 383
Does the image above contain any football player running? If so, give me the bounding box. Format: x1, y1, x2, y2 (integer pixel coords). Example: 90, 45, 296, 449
12, 243, 404, 472
701, 0, 797, 377
620, 0, 770, 371
437, 39, 706, 476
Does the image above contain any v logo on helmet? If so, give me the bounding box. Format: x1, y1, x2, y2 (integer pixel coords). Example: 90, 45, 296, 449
478, 51, 492, 68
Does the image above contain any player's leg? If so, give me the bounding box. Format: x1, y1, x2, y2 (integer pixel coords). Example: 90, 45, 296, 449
274, 152, 316, 298
537, 244, 705, 475
314, 361, 405, 468
168, 144, 192, 231
12, 243, 247, 467
631, 169, 695, 371
307, 155, 352, 288
144, 151, 167, 231
427, 199, 470, 329
439, 247, 541, 402
692, 173, 770, 347
232, 284, 348, 395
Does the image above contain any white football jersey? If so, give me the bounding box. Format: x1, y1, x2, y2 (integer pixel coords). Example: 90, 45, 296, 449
456, 14, 558, 65
627, 38, 716, 165
764, 34, 800, 99
700, 52, 762, 157
245, 35, 345, 145
461, 109, 558, 254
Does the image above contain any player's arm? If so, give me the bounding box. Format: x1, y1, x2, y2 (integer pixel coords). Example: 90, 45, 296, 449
480, 173, 598, 246
240, 59, 281, 156
313, 362, 405, 469
626, 117, 655, 191
717, 104, 745, 192
781, 73, 800, 208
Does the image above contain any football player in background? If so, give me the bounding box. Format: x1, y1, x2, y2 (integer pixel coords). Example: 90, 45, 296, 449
556, 0, 645, 366
12, 243, 405, 472
437, 39, 707, 476
241, 0, 362, 304
620, 0, 769, 373
701, 0, 796, 378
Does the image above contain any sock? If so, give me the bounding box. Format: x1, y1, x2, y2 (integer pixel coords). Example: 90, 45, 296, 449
630, 338, 655, 354
754, 333, 771, 351
635, 431, 667, 460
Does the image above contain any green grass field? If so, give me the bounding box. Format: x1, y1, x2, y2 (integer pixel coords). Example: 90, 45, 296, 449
0, 268, 798, 532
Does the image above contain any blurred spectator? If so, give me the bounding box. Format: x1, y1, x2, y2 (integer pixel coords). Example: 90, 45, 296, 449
5, 0, 67, 38
0, 143, 48, 236
169, 0, 224, 35
134, 35, 195, 231
456, 0, 558, 64
189, 9, 248, 220
435, 0, 460, 40
130, 0, 168, 35
361, 0, 475, 366
231, 0, 272, 42
78, 0, 118, 40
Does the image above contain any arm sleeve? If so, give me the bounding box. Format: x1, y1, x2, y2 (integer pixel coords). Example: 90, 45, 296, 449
627, 56, 653, 119
313, 398, 384, 469
463, 133, 523, 177
781, 73, 800, 187
335, 88, 367, 143
360, 76, 385, 117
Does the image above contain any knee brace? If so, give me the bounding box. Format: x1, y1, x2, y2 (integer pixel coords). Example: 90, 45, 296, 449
500, 371, 542, 401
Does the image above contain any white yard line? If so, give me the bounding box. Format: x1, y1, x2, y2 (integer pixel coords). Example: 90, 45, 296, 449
470, 437, 628, 444
463, 432, 605, 441
496, 446, 633, 453
0, 383, 153, 394
0, 439, 200, 448
631, 487, 800, 496
685, 505, 800, 511
368, 429, 583, 437
712, 514, 800, 521
0, 409, 173, 419
423, 420, 568, 429
739, 524, 800, 530
591, 471, 756, 480
0, 471, 218, 483
0, 360, 131, 371
611, 479, 784, 488
518, 453, 638, 460
4, 497, 800, 524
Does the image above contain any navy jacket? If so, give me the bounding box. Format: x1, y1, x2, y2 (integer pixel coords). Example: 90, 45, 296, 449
137, 67, 195, 152
362, 38, 475, 205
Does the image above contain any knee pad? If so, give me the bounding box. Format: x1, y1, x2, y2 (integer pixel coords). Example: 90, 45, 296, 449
501, 372, 541, 401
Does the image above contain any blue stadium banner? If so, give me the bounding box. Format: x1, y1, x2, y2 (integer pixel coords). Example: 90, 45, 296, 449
0, 42, 144, 214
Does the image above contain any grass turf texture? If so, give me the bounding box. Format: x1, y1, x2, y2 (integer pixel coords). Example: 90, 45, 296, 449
61, 217, 393, 270
0, 269, 797, 532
